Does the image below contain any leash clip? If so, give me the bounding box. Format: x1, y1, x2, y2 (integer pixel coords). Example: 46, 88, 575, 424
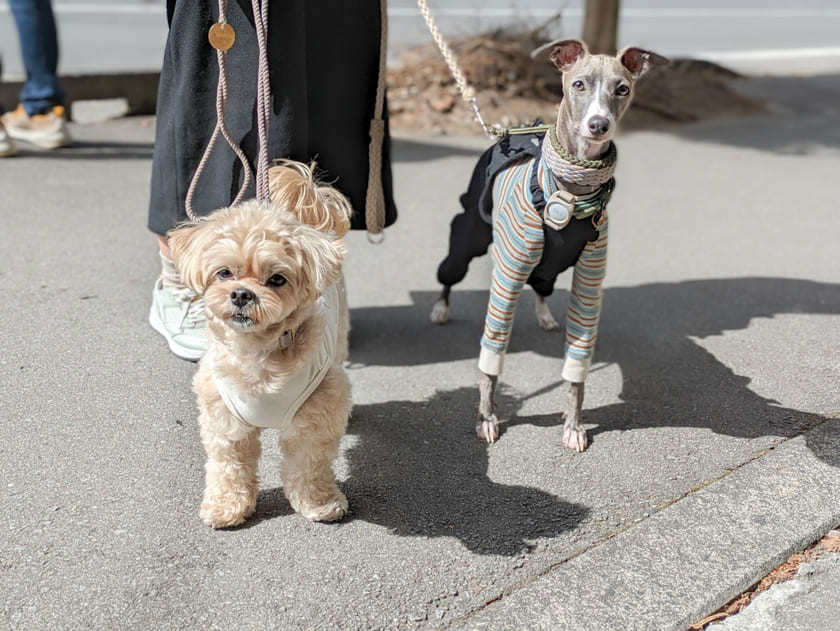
544, 190, 576, 231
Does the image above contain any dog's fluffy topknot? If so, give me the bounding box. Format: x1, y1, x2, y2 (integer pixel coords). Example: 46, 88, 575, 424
267, 160, 353, 238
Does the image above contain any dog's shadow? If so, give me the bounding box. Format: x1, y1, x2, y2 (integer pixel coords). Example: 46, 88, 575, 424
244, 388, 588, 553
341, 387, 589, 556
349, 277, 840, 463
247, 277, 837, 542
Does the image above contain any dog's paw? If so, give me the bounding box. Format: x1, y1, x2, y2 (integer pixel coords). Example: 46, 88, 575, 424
476, 416, 500, 443
200, 495, 256, 529
535, 300, 560, 331
298, 491, 349, 523
430, 299, 450, 325
562, 425, 589, 453
538, 313, 561, 331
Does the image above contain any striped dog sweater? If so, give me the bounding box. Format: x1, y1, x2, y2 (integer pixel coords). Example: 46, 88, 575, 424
478, 153, 609, 383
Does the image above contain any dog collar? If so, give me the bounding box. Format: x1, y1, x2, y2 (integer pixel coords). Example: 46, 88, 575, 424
530, 157, 614, 230
540, 129, 617, 187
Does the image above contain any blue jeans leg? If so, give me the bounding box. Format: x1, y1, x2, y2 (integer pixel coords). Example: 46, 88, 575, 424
8, 0, 64, 115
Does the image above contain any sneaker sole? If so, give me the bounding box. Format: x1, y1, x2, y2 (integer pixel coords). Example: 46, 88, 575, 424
148, 306, 206, 362
5, 130, 71, 149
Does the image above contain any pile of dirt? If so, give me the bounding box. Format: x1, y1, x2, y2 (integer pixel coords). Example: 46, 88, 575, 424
387, 26, 767, 136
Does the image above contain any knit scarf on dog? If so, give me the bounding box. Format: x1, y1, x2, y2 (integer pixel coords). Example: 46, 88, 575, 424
540, 128, 617, 187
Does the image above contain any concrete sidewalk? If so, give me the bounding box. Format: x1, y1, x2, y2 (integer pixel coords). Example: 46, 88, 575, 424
1, 74, 839, 630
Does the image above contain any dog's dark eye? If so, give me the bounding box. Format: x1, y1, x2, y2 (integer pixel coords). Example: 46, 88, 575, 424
616, 84, 630, 96
217, 268, 233, 280
268, 273, 287, 287
572, 80, 585, 91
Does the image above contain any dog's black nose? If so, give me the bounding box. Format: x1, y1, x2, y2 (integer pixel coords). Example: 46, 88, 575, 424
588, 116, 610, 136
230, 288, 255, 307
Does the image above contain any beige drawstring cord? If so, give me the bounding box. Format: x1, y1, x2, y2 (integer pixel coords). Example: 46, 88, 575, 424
364, 0, 389, 242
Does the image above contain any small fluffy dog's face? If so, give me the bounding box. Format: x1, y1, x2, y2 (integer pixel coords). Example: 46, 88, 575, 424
169, 200, 344, 334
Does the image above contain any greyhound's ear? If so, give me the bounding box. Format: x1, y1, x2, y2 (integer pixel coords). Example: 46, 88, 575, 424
618, 47, 669, 78
531, 39, 588, 71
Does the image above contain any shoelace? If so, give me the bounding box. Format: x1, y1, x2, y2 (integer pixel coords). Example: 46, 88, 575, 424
173, 288, 207, 329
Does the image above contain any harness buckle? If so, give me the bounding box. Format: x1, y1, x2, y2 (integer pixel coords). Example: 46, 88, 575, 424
544, 190, 576, 231
593, 207, 608, 229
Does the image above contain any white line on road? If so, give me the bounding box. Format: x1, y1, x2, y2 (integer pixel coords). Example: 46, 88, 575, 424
692, 47, 840, 62
0, 3, 165, 14
387, 7, 840, 19
2, 5, 840, 19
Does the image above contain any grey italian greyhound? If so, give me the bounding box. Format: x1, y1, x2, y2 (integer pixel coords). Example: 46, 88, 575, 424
431, 40, 668, 450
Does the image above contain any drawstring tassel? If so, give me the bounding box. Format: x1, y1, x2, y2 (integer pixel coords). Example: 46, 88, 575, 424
365, 118, 386, 240
365, 0, 388, 242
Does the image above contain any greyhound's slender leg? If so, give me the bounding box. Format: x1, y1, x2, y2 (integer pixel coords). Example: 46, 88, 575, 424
476, 372, 499, 443
562, 382, 587, 452
430, 285, 451, 324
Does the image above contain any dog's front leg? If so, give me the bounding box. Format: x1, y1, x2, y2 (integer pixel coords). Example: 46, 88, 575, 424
562, 381, 587, 452
199, 421, 262, 528
476, 371, 500, 443
560, 224, 608, 453
280, 366, 350, 522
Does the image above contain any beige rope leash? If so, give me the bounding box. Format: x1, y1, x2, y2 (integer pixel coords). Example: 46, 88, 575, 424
252, 0, 270, 201
416, 0, 496, 139
416, 0, 561, 142
185, 0, 273, 221
185, 0, 254, 221
188, 2, 389, 237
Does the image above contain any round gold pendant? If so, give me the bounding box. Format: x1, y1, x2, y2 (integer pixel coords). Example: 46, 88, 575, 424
208, 22, 236, 51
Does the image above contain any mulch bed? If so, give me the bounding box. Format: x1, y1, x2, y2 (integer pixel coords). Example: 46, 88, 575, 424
386, 25, 767, 136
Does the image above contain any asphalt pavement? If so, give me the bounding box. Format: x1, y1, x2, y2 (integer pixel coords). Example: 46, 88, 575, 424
1, 69, 839, 629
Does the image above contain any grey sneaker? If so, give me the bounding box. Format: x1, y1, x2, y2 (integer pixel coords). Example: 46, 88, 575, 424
148, 277, 208, 361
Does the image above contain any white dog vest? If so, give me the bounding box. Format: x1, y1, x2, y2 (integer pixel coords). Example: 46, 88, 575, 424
213, 284, 340, 429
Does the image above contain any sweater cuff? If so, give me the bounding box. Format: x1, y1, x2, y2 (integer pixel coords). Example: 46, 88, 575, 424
562, 355, 591, 383
478, 346, 505, 376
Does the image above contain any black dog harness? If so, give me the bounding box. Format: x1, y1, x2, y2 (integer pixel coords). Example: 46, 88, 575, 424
474, 131, 615, 294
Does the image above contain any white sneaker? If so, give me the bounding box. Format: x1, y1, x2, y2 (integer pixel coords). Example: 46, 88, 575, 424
1, 104, 72, 150
0, 121, 17, 157
148, 277, 208, 361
